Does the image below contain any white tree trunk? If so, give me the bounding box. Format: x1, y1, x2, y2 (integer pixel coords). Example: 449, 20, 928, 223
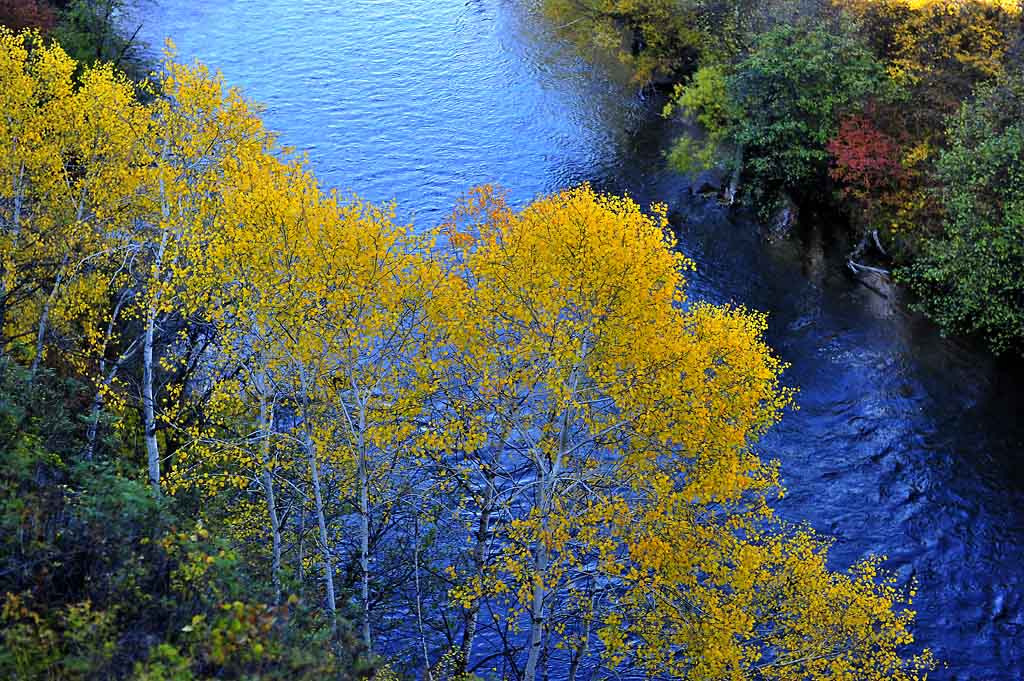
258, 376, 282, 603
142, 300, 161, 494
525, 343, 584, 681
566, 605, 592, 681
522, 472, 549, 681
145, 172, 172, 496
460, 473, 495, 672
85, 290, 133, 460
306, 414, 338, 631
29, 254, 68, 380
414, 513, 434, 680
358, 416, 373, 653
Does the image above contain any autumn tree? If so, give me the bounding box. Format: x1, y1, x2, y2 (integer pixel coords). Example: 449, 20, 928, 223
843, 0, 1018, 133
728, 24, 885, 208
129, 51, 269, 495
425, 184, 931, 681
539, 0, 705, 83
0, 24, 153, 453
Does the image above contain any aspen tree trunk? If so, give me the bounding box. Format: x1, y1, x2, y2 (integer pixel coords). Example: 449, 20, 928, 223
297, 500, 306, 593
305, 408, 338, 632
349, 375, 373, 653
539, 624, 553, 681
358, 408, 372, 653
85, 345, 135, 459
414, 513, 434, 680
85, 290, 132, 459
85, 391, 104, 459
258, 372, 282, 604
522, 470, 549, 681
566, 606, 592, 681
145, 170, 172, 496
525, 344, 584, 681
29, 254, 68, 380
31, 189, 86, 379
1, 163, 26, 349
142, 230, 170, 497
459, 471, 495, 672
142, 299, 161, 494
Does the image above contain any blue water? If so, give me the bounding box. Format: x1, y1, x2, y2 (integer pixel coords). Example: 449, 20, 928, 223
135, 1, 1024, 677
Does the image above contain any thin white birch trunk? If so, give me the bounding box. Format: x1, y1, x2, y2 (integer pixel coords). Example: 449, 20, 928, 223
305, 407, 338, 632
258, 371, 282, 603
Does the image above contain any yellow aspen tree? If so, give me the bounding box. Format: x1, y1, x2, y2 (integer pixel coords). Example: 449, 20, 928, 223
0, 28, 45, 350
310, 206, 443, 654
0, 29, 83, 357
0, 30, 151, 464
28, 57, 151, 381
137, 50, 267, 495
594, 474, 936, 679
432, 184, 929, 681
432, 184, 765, 679
242, 170, 350, 635
168, 141, 328, 613
255, 184, 443, 650
182, 136, 441, 640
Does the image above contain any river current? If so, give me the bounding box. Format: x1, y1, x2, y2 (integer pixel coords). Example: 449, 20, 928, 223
135, 1, 1024, 677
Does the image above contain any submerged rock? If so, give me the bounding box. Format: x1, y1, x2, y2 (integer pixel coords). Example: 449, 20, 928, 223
688, 168, 726, 197
768, 193, 799, 239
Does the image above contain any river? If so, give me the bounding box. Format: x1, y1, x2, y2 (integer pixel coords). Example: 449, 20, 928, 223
134, 1, 1024, 677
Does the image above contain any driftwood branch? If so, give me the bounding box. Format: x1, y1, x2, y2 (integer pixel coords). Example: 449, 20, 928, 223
847, 260, 891, 276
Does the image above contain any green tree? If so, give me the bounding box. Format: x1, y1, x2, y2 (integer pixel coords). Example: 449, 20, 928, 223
539, 0, 705, 83
903, 71, 1024, 353
729, 23, 885, 205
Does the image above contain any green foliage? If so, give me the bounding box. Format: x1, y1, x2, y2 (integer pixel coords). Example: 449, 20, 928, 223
52, 0, 138, 67
664, 64, 736, 174
0, 595, 117, 680
541, 0, 1024, 355
730, 23, 886, 197
539, 0, 705, 83
131, 644, 195, 681
666, 133, 719, 174
903, 72, 1024, 353
0, 361, 377, 680
665, 64, 734, 136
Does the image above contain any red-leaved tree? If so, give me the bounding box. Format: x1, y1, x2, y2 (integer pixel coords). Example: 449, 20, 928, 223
828, 114, 904, 197
0, 0, 57, 33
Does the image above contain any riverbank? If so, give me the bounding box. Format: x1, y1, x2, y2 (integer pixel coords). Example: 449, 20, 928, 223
1, 0, 147, 72
542, 0, 1024, 358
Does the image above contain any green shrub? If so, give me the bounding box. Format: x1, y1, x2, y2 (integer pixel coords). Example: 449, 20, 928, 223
903, 72, 1024, 353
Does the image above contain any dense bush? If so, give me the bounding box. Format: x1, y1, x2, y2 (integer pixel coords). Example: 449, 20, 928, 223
0, 0, 56, 32
903, 71, 1024, 353
729, 23, 885, 204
